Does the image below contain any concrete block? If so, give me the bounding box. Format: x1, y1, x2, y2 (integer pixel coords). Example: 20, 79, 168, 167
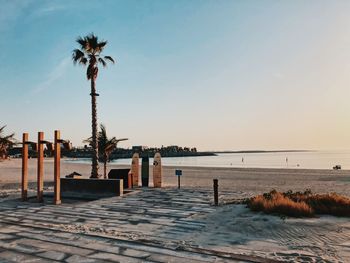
61, 178, 123, 199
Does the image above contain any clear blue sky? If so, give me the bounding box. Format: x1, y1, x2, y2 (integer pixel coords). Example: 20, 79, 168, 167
1, 0, 350, 151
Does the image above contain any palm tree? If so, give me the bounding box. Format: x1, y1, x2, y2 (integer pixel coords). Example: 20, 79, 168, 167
84, 124, 128, 179
0, 125, 16, 159
72, 33, 115, 178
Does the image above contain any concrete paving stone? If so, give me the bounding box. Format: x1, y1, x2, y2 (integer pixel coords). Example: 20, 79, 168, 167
0, 250, 53, 263
0, 233, 14, 240
0, 188, 250, 263
89, 252, 144, 263
215, 259, 248, 263
50, 231, 78, 239
108, 240, 222, 262
65, 254, 104, 263
37, 250, 67, 261
2, 217, 20, 222
146, 253, 214, 263
16, 238, 94, 256
0, 240, 44, 254
75, 240, 120, 254
0, 228, 19, 234
11, 243, 44, 254
120, 248, 151, 258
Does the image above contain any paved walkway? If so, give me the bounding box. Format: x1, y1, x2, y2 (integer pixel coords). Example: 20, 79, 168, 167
0, 188, 267, 263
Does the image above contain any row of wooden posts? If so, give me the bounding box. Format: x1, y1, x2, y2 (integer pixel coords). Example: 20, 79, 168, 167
20, 131, 220, 206
21, 130, 163, 205
21, 130, 70, 205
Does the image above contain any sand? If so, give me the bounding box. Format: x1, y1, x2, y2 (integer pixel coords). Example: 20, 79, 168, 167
1, 158, 350, 262
1, 158, 349, 197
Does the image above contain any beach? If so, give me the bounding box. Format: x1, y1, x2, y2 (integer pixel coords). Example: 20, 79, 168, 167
1, 158, 350, 262
1, 158, 349, 196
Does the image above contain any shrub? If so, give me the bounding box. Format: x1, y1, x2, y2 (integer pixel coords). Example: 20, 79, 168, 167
247, 189, 350, 218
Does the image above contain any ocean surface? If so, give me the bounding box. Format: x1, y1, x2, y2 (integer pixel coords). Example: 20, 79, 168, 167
65, 150, 350, 170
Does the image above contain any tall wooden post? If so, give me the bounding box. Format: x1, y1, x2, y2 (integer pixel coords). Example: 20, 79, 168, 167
21, 133, 28, 201
37, 132, 44, 202
54, 130, 61, 205
131, 153, 139, 187
213, 179, 218, 206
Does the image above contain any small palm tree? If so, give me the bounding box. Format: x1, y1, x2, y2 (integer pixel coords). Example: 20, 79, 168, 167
85, 124, 128, 179
0, 125, 16, 159
72, 33, 115, 178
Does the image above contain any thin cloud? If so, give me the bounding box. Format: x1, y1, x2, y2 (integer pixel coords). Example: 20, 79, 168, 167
32, 57, 71, 93
31, 4, 67, 17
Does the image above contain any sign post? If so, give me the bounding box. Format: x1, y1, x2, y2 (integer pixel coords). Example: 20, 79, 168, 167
213, 179, 218, 206
175, 169, 182, 189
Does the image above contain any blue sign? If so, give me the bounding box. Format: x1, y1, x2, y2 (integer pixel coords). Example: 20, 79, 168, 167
175, 169, 182, 176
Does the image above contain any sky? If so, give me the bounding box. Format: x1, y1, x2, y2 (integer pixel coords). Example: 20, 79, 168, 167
1, 0, 350, 151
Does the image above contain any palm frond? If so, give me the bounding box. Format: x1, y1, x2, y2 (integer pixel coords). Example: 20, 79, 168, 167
116, 138, 128, 143
105, 143, 116, 155
98, 58, 107, 67
83, 136, 92, 146
0, 125, 6, 134
104, 56, 115, 64
72, 49, 86, 64
87, 33, 98, 53
76, 37, 87, 50
96, 41, 107, 53
80, 57, 87, 65
0, 125, 16, 158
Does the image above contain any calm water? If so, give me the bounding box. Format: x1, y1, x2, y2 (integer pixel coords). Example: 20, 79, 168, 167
65, 151, 350, 170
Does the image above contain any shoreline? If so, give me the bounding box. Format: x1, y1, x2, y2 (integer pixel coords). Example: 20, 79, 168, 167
64, 158, 350, 171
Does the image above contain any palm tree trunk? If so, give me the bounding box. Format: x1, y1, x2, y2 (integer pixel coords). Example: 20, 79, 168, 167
90, 77, 99, 178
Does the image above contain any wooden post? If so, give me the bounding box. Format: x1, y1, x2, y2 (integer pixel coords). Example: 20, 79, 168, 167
37, 132, 44, 202
54, 130, 61, 205
213, 179, 218, 206
131, 153, 139, 187
21, 133, 28, 201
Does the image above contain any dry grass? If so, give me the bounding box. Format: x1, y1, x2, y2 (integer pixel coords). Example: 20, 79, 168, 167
247, 189, 350, 218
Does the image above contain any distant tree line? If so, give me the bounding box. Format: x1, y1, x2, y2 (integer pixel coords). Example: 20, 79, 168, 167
64, 145, 215, 159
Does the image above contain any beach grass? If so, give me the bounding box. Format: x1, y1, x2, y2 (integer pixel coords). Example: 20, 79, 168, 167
247, 189, 350, 217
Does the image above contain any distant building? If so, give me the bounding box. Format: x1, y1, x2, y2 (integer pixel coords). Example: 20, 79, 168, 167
132, 146, 148, 152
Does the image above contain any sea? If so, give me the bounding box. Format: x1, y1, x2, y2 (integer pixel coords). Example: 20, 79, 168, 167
65, 150, 350, 170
